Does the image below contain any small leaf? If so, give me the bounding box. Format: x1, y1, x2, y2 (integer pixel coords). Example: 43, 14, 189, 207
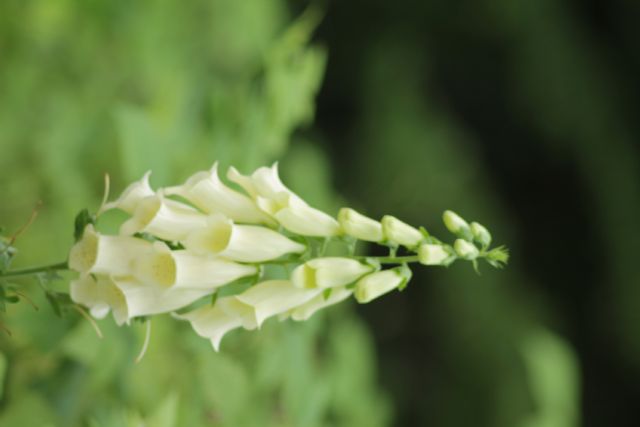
73, 209, 96, 241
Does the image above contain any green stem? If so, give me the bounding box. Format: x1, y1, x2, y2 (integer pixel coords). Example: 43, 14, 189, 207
265, 255, 421, 267
358, 255, 420, 264
0, 261, 69, 278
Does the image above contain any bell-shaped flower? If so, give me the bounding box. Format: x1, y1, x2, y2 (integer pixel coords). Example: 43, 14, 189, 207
113, 276, 214, 319
381, 215, 423, 248
291, 257, 374, 289
418, 243, 450, 265
454, 238, 479, 260
163, 163, 274, 225
100, 171, 154, 214
69, 224, 153, 276
338, 208, 383, 242
184, 214, 305, 263
289, 286, 353, 321
234, 280, 321, 327
175, 297, 257, 351
70, 274, 129, 325
228, 164, 341, 237
120, 194, 208, 242
133, 242, 257, 289
354, 268, 408, 303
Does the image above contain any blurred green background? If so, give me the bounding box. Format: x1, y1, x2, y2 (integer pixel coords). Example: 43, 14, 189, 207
1, 0, 639, 426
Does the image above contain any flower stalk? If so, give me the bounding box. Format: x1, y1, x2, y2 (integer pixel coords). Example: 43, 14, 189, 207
1, 162, 509, 352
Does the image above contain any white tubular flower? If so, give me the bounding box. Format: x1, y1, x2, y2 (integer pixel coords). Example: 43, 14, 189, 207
100, 171, 154, 214
133, 242, 257, 289
70, 275, 128, 326
290, 286, 353, 321
113, 277, 214, 319
175, 298, 257, 351
381, 215, 423, 248
228, 164, 341, 237
235, 280, 321, 328
120, 195, 208, 242
71, 274, 213, 326
338, 208, 383, 242
291, 257, 374, 289
164, 163, 274, 225
454, 239, 479, 260
354, 269, 405, 304
68, 225, 153, 276
184, 214, 305, 263
418, 243, 450, 265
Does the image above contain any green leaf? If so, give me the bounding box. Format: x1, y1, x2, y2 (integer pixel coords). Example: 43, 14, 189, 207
74, 208, 96, 242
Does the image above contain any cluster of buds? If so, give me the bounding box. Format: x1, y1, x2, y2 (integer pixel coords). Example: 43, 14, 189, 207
68, 163, 508, 350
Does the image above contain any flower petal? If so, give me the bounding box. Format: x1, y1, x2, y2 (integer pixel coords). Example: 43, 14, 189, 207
291, 257, 373, 289
120, 195, 208, 241
185, 214, 305, 262
235, 280, 321, 327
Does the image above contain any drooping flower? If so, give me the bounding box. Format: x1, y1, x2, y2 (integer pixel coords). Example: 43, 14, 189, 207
163, 162, 274, 225
100, 171, 154, 214
291, 257, 374, 289
69, 224, 153, 276
120, 194, 208, 241
174, 297, 257, 351
184, 214, 305, 262
228, 163, 341, 237
234, 280, 321, 327
289, 286, 353, 321
133, 242, 258, 289
70, 274, 216, 326
338, 208, 384, 242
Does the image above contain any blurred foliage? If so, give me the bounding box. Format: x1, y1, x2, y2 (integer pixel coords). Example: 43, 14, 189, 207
0, 1, 390, 426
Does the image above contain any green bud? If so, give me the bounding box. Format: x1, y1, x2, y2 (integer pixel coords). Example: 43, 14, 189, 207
454, 239, 479, 260
470, 222, 491, 248
418, 243, 449, 265
442, 210, 472, 240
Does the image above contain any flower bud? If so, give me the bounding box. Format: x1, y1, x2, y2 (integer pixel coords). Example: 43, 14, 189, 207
354, 269, 407, 303
291, 257, 374, 289
185, 214, 305, 263
100, 171, 154, 214
175, 297, 256, 351
381, 215, 423, 248
164, 162, 274, 225
454, 238, 479, 260
290, 286, 353, 321
133, 242, 257, 289
338, 208, 383, 242
120, 195, 208, 242
418, 243, 450, 265
443, 210, 471, 239
234, 280, 321, 327
68, 225, 152, 276
470, 221, 492, 248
